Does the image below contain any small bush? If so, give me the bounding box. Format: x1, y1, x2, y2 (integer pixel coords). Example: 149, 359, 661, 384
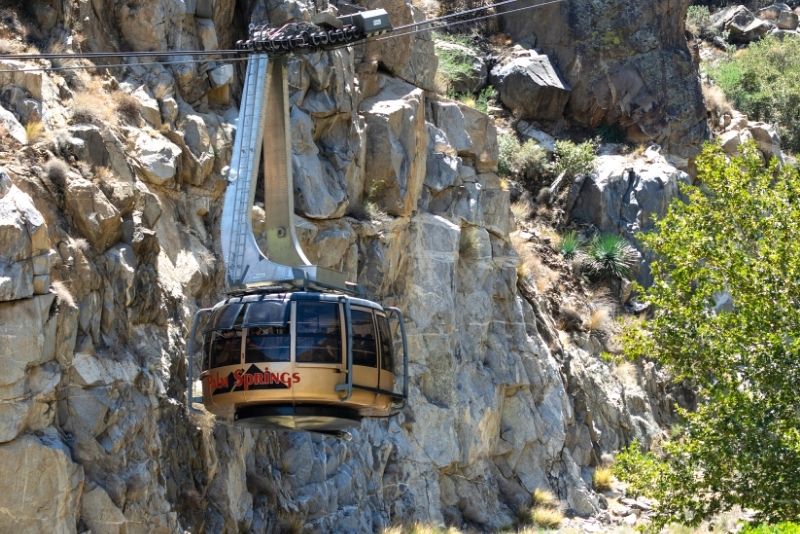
45, 158, 69, 186
530, 506, 563, 529
586, 304, 614, 336
510, 199, 532, 223
434, 33, 478, 95
72, 90, 112, 125
558, 230, 581, 258
709, 36, 800, 152
592, 467, 614, 492
25, 121, 44, 144
742, 523, 800, 534
553, 139, 597, 180
498, 133, 550, 189
475, 86, 497, 114
612, 439, 666, 499
583, 234, 637, 279
686, 5, 714, 38
113, 91, 141, 124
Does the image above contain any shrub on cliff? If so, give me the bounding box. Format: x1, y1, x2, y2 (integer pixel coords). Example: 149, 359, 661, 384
498, 133, 549, 188
710, 35, 800, 152
620, 143, 800, 527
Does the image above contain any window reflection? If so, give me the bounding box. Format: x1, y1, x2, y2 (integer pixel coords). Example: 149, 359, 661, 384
210, 330, 242, 368
377, 315, 394, 371
296, 301, 341, 364
245, 326, 290, 362
351, 309, 377, 368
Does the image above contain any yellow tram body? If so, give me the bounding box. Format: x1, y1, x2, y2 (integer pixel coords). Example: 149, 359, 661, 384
197, 292, 405, 432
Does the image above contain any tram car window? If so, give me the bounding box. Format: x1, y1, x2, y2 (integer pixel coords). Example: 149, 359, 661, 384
377, 314, 394, 371
296, 301, 341, 364
351, 308, 378, 367
210, 330, 242, 367
245, 326, 291, 362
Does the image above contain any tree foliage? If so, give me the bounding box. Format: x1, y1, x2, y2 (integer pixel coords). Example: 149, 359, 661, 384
621, 143, 800, 526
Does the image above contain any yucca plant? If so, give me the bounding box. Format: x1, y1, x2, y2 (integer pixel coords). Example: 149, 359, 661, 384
584, 234, 637, 279
559, 230, 581, 259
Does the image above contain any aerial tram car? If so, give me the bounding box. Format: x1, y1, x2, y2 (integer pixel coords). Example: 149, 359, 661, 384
186, 10, 408, 433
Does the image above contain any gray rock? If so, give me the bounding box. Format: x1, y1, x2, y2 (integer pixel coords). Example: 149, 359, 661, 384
748, 121, 783, 162
196, 17, 219, 50
0, 176, 50, 301
713, 5, 773, 43
777, 10, 799, 29
132, 85, 162, 128
367, 2, 437, 92
517, 120, 556, 152
758, 3, 792, 21
0, 103, 26, 144
132, 132, 182, 186
0, 433, 83, 531
491, 49, 571, 122
290, 107, 348, 219
569, 151, 689, 283
499, 0, 708, 159
81, 485, 129, 534
64, 179, 123, 252
360, 76, 427, 217
1, 86, 41, 125
459, 104, 498, 173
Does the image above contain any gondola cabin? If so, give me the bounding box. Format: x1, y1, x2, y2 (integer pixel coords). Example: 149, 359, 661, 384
199, 292, 407, 432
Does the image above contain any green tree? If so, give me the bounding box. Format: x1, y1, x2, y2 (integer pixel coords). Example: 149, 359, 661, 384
622, 143, 800, 526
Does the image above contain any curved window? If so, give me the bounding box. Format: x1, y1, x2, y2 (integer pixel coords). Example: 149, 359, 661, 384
351, 309, 377, 368
243, 300, 288, 327
202, 333, 212, 371
245, 326, 290, 362
377, 314, 394, 372
214, 303, 244, 330
296, 301, 342, 364
209, 329, 242, 368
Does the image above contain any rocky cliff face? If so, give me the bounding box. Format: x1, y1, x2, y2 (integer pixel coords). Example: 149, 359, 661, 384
0, 0, 683, 531
499, 0, 708, 159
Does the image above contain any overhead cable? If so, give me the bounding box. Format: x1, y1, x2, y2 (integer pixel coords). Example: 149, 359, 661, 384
0, 0, 566, 74
371, 0, 566, 42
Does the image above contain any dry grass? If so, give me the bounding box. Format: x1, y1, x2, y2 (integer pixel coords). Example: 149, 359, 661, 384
50, 280, 76, 309
586, 304, 614, 335
70, 237, 90, 252
70, 79, 129, 127
92, 166, 113, 183
113, 91, 141, 124
382, 524, 462, 534
511, 233, 557, 291
72, 89, 115, 125
593, 466, 614, 491
532, 488, 558, 508
24, 121, 44, 144
489, 33, 513, 46
510, 198, 533, 223
702, 83, 732, 119
530, 506, 564, 529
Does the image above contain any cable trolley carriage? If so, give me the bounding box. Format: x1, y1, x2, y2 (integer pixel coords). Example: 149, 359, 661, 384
186, 11, 408, 433
196, 292, 408, 431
